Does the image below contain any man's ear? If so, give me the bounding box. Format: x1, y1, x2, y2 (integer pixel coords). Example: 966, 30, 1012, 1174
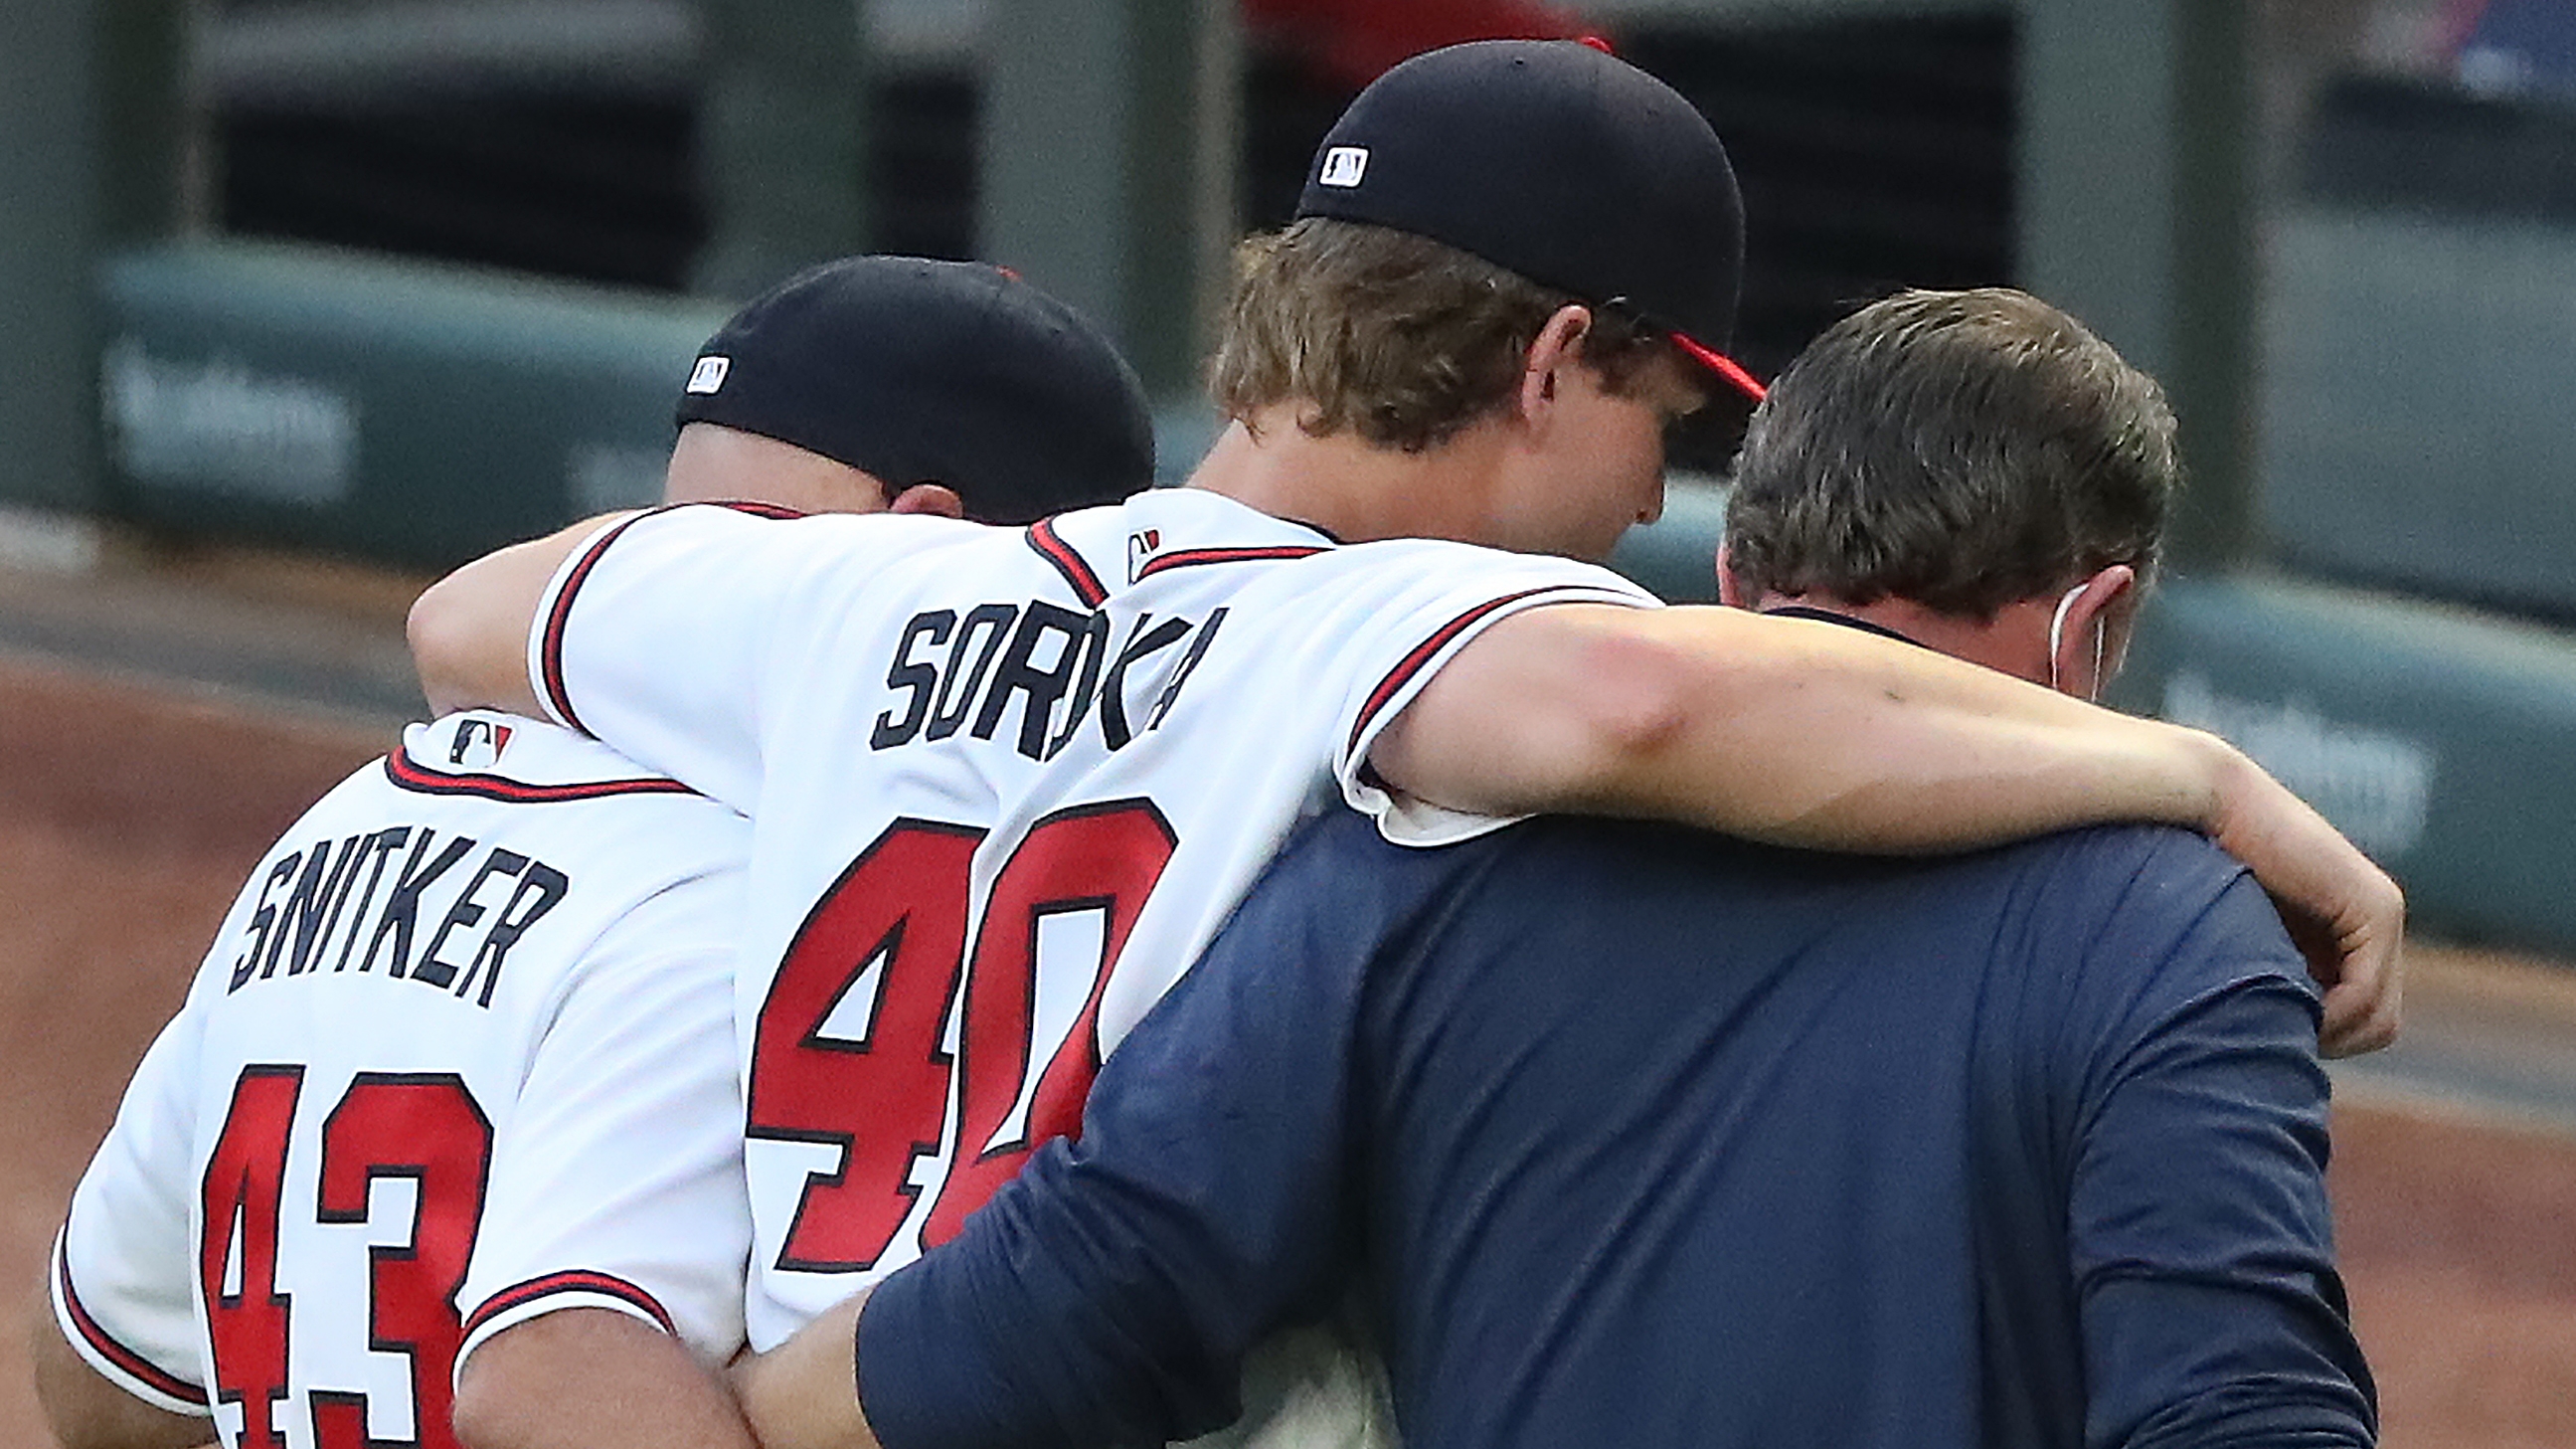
1515, 304, 1595, 426
887, 483, 965, 519
2052, 563, 2139, 696
1715, 543, 1750, 608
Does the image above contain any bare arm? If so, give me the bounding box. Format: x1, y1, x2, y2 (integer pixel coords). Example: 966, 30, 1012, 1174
1371, 604, 2402, 1056
28, 1312, 208, 1449
454, 1310, 756, 1449
729, 1293, 882, 1449
410, 515, 634, 717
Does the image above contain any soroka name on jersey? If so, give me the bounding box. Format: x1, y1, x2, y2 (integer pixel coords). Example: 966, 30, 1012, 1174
871, 601, 1227, 762
226, 826, 571, 1006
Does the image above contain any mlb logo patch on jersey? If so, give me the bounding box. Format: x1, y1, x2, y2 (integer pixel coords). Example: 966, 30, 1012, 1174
450, 717, 515, 769
1127, 529, 1162, 583
686, 356, 731, 395
1318, 146, 1369, 188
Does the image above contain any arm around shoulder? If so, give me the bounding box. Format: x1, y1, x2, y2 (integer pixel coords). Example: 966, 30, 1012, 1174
410, 515, 635, 717
1370, 602, 2401, 1056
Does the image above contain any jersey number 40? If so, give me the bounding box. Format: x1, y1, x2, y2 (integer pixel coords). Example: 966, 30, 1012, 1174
200, 1066, 491, 1449
745, 800, 1175, 1272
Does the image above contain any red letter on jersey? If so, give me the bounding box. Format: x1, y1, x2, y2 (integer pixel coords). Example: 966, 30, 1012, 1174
313, 1074, 493, 1449
201, 1066, 303, 1449
926, 800, 1176, 1243
750, 820, 982, 1272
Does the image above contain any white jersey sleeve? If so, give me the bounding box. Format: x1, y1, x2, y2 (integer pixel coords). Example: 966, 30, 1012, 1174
1299, 536, 1659, 845
53, 984, 216, 1416
531, 504, 980, 813
454, 888, 751, 1374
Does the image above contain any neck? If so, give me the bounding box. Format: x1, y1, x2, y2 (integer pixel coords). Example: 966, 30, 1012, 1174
1758, 592, 2051, 687
1184, 408, 1509, 546
663, 425, 891, 515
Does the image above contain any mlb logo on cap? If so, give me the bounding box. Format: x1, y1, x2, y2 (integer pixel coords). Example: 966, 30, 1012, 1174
687, 356, 731, 395
1318, 146, 1369, 188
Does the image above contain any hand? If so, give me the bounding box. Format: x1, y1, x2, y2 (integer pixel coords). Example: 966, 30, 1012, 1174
2204, 743, 2405, 1057
728, 1290, 881, 1449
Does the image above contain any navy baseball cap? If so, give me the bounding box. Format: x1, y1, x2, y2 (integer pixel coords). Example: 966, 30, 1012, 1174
675, 256, 1154, 525
1296, 40, 1763, 400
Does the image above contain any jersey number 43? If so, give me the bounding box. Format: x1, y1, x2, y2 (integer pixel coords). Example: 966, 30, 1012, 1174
200, 1067, 492, 1449
745, 799, 1175, 1272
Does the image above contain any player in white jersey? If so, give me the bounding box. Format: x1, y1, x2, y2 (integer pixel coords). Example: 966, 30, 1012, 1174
511, 496, 1666, 1346
42, 712, 752, 1449
34, 256, 1155, 1449
409, 49, 2401, 1447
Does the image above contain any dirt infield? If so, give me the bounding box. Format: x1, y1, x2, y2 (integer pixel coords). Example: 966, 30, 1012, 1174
0, 650, 2571, 1448
2333, 1102, 2576, 1447
0, 656, 383, 1449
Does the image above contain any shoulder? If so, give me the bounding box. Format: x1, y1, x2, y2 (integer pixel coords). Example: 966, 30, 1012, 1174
381, 714, 750, 886
390, 712, 715, 805
592, 502, 1007, 597
1993, 823, 2270, 942
1986, 824, 2316, 1037
1321, 536, 1655, 599
1212, 809, 1527, 969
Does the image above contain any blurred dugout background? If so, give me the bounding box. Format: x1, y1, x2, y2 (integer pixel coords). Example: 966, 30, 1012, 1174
0, 0, 2573, 959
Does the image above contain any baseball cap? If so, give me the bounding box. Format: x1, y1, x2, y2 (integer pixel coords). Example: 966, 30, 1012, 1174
1296, 39, 1764, 400
675, 256, 1155, 525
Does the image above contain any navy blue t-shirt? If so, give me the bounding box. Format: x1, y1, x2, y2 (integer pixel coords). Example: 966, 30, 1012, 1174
862, 813, 2376, 1449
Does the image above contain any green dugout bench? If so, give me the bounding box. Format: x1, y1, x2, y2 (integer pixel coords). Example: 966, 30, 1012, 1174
98, 239, 730, 568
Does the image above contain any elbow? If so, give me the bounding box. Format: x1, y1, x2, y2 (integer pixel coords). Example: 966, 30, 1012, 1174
406, 579, 477, 718
1532, 626, 1700, 813
406, 516, 627, 720
1377, 605, 1705, 819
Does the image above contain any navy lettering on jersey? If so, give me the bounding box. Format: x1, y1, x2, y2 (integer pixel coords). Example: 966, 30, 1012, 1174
925, 604, 1021, 743
1143, 607, 1226, 732
1094, 615, 1192, 752
874, 601, 1223, 762
458, 860, 570, 1007
267, 834, 371, 979
234, 851, 305, 991
873, 612, 955, 750
414, 848, 530, 991
1045, 613, 1115, 760
329, 828, 413, 974
360, 832, 478, 979
972, 601, 1095, 759
225, 830, 574, 1010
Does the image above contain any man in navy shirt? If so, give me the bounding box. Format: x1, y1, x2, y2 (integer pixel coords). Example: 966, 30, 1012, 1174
741, 289, 2377, 1449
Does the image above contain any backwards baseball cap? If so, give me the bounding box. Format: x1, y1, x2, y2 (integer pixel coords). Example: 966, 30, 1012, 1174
675, 256, 1154, 525
1296, 39, 1763, 401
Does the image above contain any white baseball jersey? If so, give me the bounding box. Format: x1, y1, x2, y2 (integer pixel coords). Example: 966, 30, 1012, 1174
52, 712, 753, 1449
529, 489, 1658, 1349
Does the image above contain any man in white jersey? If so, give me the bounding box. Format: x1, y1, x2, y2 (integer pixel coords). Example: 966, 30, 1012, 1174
33, 256, 1155, 1449
406, 37, 2402, 1406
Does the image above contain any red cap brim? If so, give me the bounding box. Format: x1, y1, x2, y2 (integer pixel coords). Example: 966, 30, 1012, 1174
1672, 331, 1766, 402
